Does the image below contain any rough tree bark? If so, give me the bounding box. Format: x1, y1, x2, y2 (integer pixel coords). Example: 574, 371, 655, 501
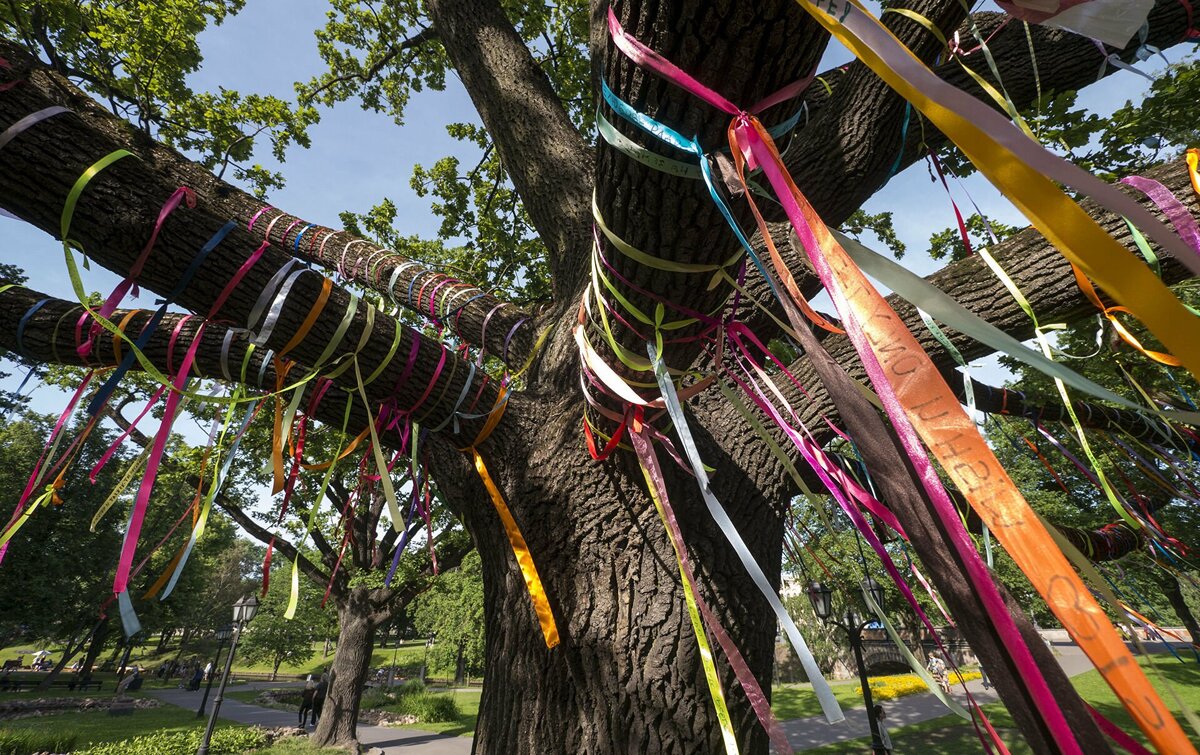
0, 0, 1197, 752
1160, 573, 1200, 646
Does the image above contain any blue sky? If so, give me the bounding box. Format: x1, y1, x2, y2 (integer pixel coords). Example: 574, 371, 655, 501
0, 0, 1184, 412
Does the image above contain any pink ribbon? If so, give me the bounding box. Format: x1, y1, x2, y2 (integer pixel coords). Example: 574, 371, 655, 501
113, 319, 205, 595
737, 120, 1080, 754
630, 422, 793, 754
77, 187, 196, 358
1120, 175, 1200, 255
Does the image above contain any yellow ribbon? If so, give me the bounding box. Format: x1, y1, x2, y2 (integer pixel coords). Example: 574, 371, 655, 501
471, 449, 559, 649
1188, 149, 1200, 200
457, 386, 558, 648
798, 0, 1200, 388
635, 440, 739, 754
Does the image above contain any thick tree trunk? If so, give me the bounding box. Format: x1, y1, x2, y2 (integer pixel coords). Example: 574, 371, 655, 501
313, 588, 378, 748
1161, 573, 1200, 646
453, 401, 786, 755
81, 617, 111, 676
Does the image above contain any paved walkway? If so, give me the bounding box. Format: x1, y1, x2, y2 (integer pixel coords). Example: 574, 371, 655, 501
144, 637, 1188, 752
782, 639, 1134, 750
146, 685, 472, 754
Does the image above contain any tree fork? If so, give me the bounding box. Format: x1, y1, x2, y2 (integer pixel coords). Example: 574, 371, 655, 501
425, 0, 595, 301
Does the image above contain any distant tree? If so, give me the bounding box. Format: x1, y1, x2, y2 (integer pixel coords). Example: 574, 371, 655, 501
238, 566, 329, 680
412, 550, 484, 683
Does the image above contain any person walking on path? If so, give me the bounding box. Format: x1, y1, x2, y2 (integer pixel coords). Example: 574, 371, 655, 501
873, 705, 894, 754
299, 675, 316, 727
188, 664, 204, 691
926, 654, 950, 695
312, 672, 329, 726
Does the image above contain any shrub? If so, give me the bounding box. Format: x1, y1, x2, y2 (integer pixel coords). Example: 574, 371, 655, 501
359, 687, 394, 710
0, 728, 78, 755
395, 679, 426, 697
78, 726, 267, 754
395, 692, 460, 723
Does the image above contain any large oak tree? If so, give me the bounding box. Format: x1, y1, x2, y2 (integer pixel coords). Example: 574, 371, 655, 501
1, 0, 1199, 752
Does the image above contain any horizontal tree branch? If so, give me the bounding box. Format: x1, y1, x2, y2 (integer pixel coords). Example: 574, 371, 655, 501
0, 283, 489, 456
702, 154, 1199, 497
0, 38, 538, 369
0, 62, 507, 446
956, 375, 1196, 448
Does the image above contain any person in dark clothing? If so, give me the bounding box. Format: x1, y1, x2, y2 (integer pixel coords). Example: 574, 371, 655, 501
189, 666, 204, 691
299, 676, 316, 726
311, 673, 329, 725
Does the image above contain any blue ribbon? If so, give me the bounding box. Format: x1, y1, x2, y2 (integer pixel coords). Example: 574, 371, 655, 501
87, 221, 237, 415
293, 224, 317, 251
600, 80, 780, 299
15, 298, 51, 358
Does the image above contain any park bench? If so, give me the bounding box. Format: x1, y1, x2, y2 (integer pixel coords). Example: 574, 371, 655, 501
61, 680, 103, 691
0, 679, 103, 692
1, 658, 22, 671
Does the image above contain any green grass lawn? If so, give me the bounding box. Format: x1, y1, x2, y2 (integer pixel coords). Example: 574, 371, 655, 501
230, 686, 482, 737
802, 653, 1200, 753
2, 639, 470, 683
0, 699, 247, 749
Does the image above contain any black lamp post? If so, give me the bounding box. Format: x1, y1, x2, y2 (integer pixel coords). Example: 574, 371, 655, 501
196, 625, 233, 718
196, 595, 260, 755
420, 634, 435, 683
808, 578, 889, 755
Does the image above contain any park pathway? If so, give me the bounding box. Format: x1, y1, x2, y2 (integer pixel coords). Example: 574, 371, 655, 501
783, 639, 1103, 750
146, 684, 472, 754
146, 637, 1181, 752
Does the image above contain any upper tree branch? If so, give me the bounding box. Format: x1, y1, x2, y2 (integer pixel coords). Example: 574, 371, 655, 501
300, 26, 441, 105
0, 38, 538, 369
786, 0, 1196, 228
425, 0, 594, 301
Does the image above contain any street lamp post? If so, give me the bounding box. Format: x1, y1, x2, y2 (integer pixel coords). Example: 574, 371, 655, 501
196, 595, 260, 755
196, 625, 233, 718
387, 636, 402, 689
420, 634, 435, 683
808, 578, 889, 755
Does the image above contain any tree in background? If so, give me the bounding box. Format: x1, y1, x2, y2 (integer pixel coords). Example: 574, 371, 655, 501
239, 564, 336, 680
412, 550, 485, 684
2, 1, 1200, 751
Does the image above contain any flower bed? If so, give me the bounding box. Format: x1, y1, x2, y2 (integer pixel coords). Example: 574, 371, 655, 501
856, 670, 983, 701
